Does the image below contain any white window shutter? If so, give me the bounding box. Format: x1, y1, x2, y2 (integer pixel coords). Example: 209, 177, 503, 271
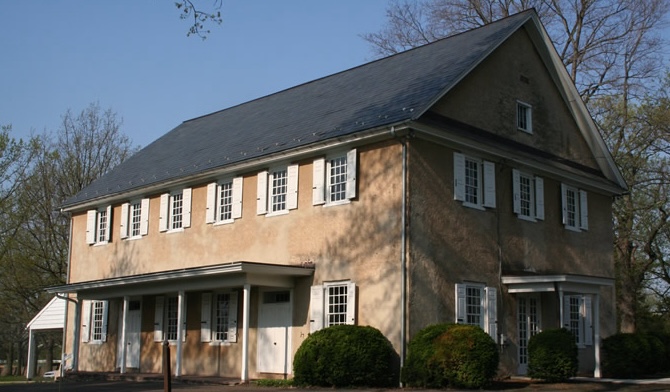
182, 188, 192, 228
232, 177, 243, 219
103, 205, 112, 242
200, 293, 212, 342
346, 282, 357, 325
579, 190, 589, 230
310, 285, 324, 333
159, 194, 169, 232
560, 184, 568, 225
228, 291, 238, 342
120, 203, 129, 239
287, 164, 299, 210
154, 296, 164, 342
205, 183, 216, 224
81, 300, 91, 343
346, 149, 357, 200
483, 161, 496, 208
101, 300, 109, 342
140, 198, 150, 235
257, 171, 268, 215
312, 158, 326, 205
86, 210, 96, 244
512, 169, 521, 214
485, 287, 497, 343
535, 177, 545, 220
455, 284, 466, 323
562, 295, 571, 329
584, 296, 593, 346
453, 153, 465, 201
180, 295, 187, 342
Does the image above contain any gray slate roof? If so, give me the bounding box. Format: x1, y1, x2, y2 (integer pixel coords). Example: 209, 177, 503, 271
63, 10, 535, 209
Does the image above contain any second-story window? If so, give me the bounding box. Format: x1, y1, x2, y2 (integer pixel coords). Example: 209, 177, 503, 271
561, 183, 588, 231
120, 198, 150, 239
517, 101, 532, 133
159, 189, 192, 232
453, 152, 496, 210
312, 149, 357, 206
512, 169, 544, 221
257, 164, 299, 216
206, 177, 243, 225
85, 206, 112, 245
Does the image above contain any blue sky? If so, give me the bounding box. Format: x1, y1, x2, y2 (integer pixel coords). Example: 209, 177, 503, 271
1, 1, 389, 148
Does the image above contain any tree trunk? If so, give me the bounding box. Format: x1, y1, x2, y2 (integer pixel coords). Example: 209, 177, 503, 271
617, 277, 638, 333
1, 343, 13, 376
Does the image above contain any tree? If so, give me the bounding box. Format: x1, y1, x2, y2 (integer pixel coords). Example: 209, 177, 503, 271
363, 0, 670, 332
175, 0, 223, 39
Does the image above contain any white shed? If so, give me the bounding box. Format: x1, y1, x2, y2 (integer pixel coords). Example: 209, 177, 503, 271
25, 296, 66, 379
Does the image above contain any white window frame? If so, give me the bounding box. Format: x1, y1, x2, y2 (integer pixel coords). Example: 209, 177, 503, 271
81, 300, 108, 344
200, 291, 238, 344
561, 183, 588, 231
453, 152, 496, 210
86, 206, 111, 245
512, 169, 544, 221
309, 281, 356, 333
517, 101, 532, 134
562, 294, 593, 348
206, 177, 243, 225
120, 198, 150, 239
153, 295, 187, 343
455, 283, 497, 342
159, 188, 192, 233
312, 149, 357, 206
257, 164, 298, 216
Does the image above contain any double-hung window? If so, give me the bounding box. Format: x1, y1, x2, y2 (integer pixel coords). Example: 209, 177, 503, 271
517, 101, 532, 133
120, 199, 150, 239
81, 300, 109, 343
562, 294, 593, 347
512, 169, 544, 221
455, 283, 497, 342
257, 164, 299, 216
309, 281, 357, 333
312, 149, 357, 206
86, 206, 112, 245
154, 295, 186, 342
200, 291, 239, 343
159, 189, 192, 232
453, 152, 496, 209
206, 177, 243, 225
561, 184, 588, 231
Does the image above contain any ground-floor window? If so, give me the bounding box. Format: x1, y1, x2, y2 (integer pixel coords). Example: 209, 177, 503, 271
309, 281, 357, 332
455, 283, 497, 342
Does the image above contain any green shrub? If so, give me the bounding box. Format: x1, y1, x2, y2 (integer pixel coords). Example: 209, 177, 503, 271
602, 333, 667, 378
401, 323, 455, 387
292, 325, 398, 387
528, 328, 577, 382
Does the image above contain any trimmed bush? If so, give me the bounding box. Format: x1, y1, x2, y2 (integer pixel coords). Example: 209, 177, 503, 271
402, 323, 499, 389
602, 333, 667, 378
528, 328, 577, 382
401, 323, 455, 387
292, 325, 398, 387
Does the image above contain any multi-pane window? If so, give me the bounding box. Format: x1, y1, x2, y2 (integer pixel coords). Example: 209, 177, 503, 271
170, 193, 184, 230
270, 169, 288, 213
326, 284, 349, 326
130, 201, 142, 237
328, 156, 347, 203
91, 301, 105, 341
121, 199, 149, 239
454, 153, 496, 209
518, 296, 540, 368
512, 169, 544, 221
218, 181, 233, 222
312, 150, 357, 206
206, 178, 243, 224
568, 296, 581, 343
465, 286, 482, 326
82, 300, 108, 344
86, 206, 111, 245
563, 294, 593, 347
561, 184, 588, 231
165, 296, 179, 341
455, 283, 497, 341
214, 293, 231, 341
517, 101, 532, 133
159, 189, 191, 232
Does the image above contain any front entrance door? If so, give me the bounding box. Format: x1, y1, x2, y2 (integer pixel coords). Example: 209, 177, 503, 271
517, 295, 541, 375
118, 299, 142, 369
257, 291, 292, 374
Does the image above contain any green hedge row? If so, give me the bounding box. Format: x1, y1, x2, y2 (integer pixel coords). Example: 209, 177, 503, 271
602, 332, 670, 378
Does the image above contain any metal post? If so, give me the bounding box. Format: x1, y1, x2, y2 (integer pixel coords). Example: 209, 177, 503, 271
163, 340, 171, 392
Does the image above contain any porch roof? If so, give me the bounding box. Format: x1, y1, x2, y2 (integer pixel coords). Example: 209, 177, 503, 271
502, 273, 614, 294
46, 261, 315, 300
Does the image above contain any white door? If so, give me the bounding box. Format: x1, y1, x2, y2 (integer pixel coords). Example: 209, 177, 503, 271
257, 291, 292, 374
517, 295, 541, 375
118, 300, 142, 369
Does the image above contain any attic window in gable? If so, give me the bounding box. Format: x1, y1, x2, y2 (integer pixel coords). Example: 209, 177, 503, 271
517, 101, 532, 134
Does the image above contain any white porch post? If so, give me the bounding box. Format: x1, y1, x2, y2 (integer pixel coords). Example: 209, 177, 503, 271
26, 329, 36, 379
241, 284, 250, 382
175, 290, 185, 377
593, 293, 601, 378
558, 288, 565, 328
120, 296, 129, 374
72, 298, 82, 371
